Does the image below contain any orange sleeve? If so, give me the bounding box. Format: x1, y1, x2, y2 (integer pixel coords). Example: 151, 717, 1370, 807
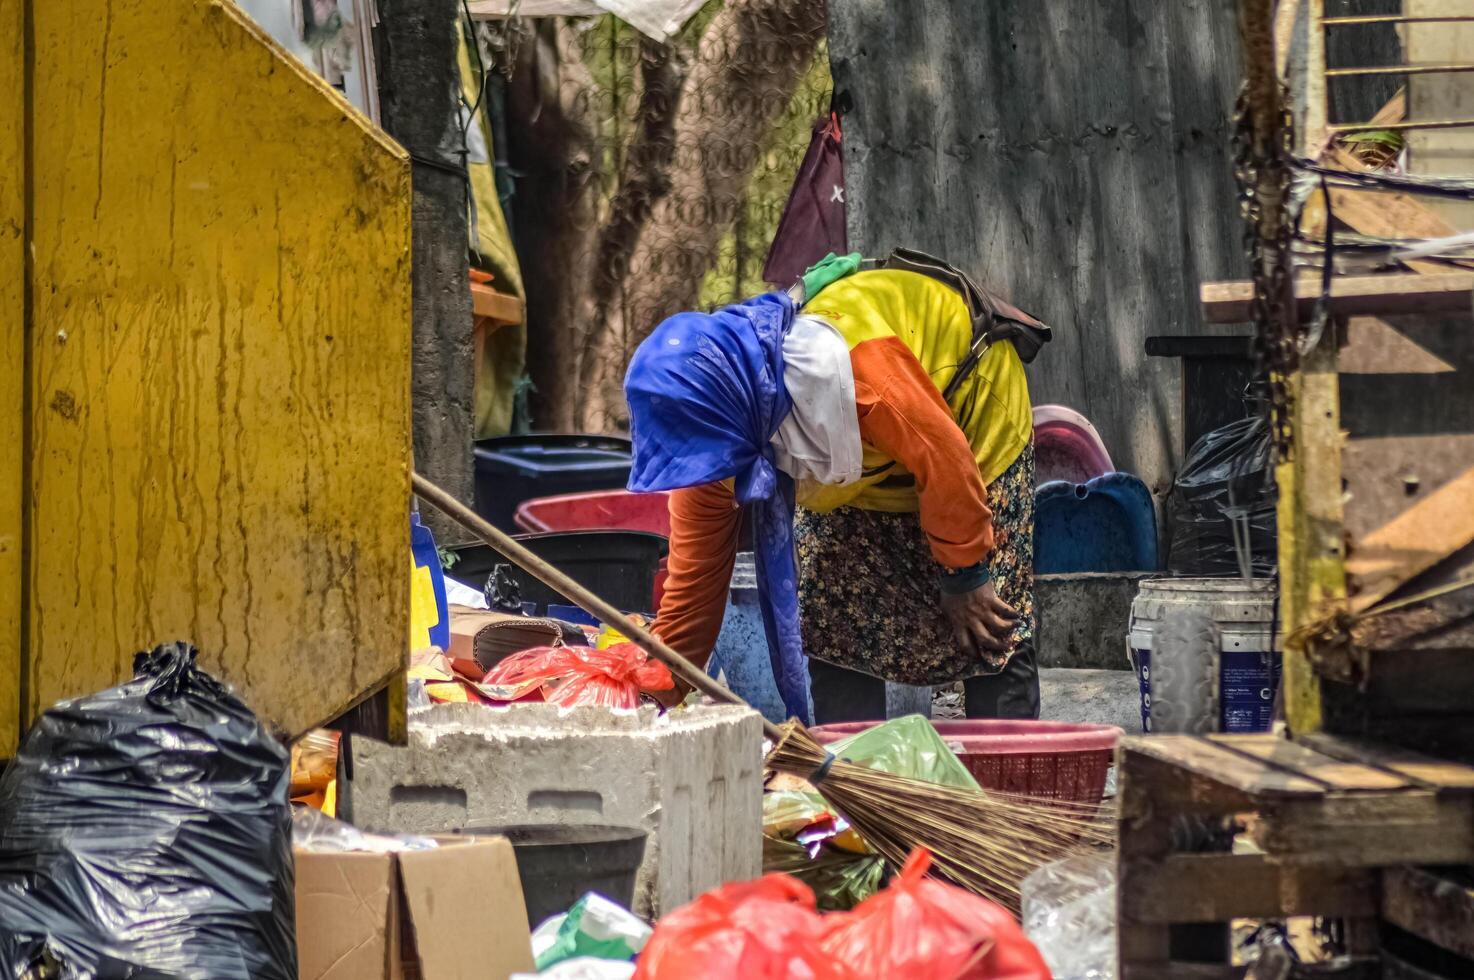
652, 481, 741, 670
851, 336, 994, 569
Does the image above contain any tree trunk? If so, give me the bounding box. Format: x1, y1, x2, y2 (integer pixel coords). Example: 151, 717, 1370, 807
576, 0, 827, 430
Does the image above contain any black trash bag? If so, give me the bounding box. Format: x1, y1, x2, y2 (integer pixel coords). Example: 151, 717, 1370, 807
0, 642, 296, 980
1166, 413, 1278, 578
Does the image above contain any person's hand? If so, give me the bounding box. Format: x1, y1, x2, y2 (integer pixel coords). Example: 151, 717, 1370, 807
940, 582, 1020, 664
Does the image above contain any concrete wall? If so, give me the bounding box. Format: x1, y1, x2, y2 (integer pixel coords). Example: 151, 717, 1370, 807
829, 0, 1247, 496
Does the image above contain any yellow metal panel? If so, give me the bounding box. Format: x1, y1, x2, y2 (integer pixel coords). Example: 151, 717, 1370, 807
26, 0, 412, 738
1277, 334, 1347, 735
0, 0, 23, 755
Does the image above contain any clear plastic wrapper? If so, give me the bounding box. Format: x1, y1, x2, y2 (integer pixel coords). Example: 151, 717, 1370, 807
1020, 852, 1117, 980
291, 807, 438, 854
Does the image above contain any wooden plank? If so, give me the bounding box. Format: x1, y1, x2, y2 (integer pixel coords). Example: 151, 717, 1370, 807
1278, 327, 1346, 734
1121, 853, 1378, 922
470, 281, 524, 326
1254, 792, 1474, 865
0, 0, 24, 757
1382, 865, 1474, 959
1123, 736, 1327, 798
1296, 733, 1474, 792
1338, 312, 1474, 571
1347, 464, 1474, 614
1200, 272, 1474, 323
26, 0, 412, 739
1207, 732, 1413, 791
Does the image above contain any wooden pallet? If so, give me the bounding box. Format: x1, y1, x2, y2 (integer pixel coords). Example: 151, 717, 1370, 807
1117, 732, 1474, 979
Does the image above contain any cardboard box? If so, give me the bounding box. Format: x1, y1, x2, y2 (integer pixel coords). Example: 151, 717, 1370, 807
295, 835, 535, 980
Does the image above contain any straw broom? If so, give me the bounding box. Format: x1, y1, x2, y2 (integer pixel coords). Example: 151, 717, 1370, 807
413, 471, 1112, 912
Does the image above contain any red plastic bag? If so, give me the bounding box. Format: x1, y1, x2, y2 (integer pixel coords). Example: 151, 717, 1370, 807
633, 874, 853, 980
481, 642, 674, 709
819, 850, 1051, 980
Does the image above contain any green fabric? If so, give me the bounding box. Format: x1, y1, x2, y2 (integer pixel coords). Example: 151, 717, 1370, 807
800, 252, 863, 304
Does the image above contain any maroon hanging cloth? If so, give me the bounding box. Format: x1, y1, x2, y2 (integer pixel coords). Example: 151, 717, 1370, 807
762, 112, 847, 288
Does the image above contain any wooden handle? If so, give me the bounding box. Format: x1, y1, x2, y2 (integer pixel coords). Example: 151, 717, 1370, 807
412, 471, 786, 742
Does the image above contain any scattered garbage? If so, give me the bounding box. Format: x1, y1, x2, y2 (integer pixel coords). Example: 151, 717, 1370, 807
532, 892, 652, 971
0, 642, 296, 979
1166, 412, 1277, 579
483, 643, 675, 709
632, 873, 846, 980
291, 728, 341, 815
1021, 852, 1117, 980
820, 849, 1051, 979
762, 784, 883, 909
515, 957, 636, 980
638, 849, 1051, 979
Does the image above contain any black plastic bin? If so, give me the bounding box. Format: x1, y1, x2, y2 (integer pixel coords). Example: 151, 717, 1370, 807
444, 530, 667, 616
460, 824, 648, 928
474, 434, 634, 530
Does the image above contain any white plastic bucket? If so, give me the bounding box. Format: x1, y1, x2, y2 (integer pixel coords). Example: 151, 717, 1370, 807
1128, 577, 1280, 733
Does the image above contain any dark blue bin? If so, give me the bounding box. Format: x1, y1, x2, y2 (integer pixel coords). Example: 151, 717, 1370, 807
1035, 472, 1159, 574
474, 434, 633, 530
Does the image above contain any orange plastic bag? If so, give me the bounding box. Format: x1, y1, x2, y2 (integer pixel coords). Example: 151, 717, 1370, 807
633, 874, 853, 980
819, 850, 1051, 980
482, 642, 674, 709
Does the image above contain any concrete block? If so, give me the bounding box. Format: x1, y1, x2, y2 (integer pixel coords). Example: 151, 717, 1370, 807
1036, 572, 1154, 670
341, 702, 764, 918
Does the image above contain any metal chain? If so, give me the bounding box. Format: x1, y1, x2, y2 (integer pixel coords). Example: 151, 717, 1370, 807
1232, 82, 1300, 463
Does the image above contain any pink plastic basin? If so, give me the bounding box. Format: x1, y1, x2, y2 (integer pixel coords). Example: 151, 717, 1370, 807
1033, 404, 1115, 487
810, 719, 1121, 805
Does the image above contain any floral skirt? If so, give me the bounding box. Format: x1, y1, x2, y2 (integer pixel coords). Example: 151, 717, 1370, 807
795, 444, 1036, 686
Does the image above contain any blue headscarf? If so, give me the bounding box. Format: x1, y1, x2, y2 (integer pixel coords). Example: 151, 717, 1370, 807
625, 292, 811, 723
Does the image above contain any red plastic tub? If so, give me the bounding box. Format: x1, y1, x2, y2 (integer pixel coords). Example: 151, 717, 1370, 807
514, 489, 671, 536
809, 719, 1121, 806
515, 490, 673, 611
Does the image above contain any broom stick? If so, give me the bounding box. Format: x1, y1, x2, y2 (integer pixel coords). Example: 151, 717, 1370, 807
412, 471, 787, 742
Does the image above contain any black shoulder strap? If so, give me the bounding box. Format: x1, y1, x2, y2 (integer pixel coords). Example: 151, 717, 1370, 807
880, 247, 1052, 369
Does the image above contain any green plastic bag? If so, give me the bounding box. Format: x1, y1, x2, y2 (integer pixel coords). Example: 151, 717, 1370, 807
531, 893, 651, 971
824, 715, 981, 790
762, 835, 887, 911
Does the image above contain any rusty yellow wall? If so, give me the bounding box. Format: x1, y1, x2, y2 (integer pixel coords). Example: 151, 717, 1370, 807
21, 0, 412, 739
1, 0, 22, 755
